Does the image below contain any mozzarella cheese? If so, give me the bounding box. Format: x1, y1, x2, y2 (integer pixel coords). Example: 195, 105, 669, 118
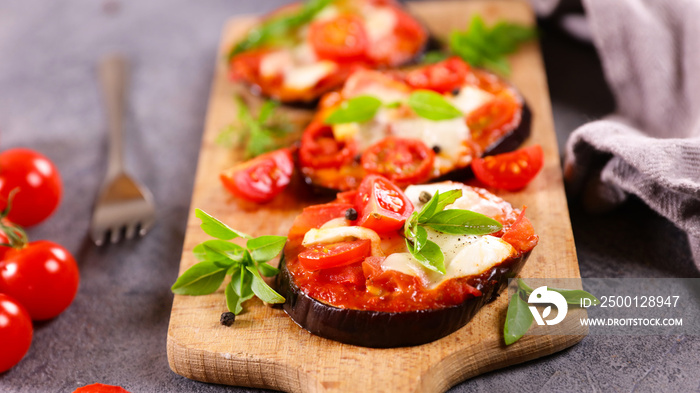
362, 6, 398, 42
302, 226, 384, 257
451, 86, 494, 114
390, 117, 470, 162
380, 183, 516, 288
283, 61, 337, 91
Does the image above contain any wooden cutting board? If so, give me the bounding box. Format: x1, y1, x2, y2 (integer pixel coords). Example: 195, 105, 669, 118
167, 1, 586, 392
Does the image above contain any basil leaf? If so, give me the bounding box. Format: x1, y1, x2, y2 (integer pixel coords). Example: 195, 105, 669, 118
229, 0, 334, 59
413, 225, 428, 252
423, 210, 502, 235
192, 243, 212, 263
246, 266, 285, 304
408, 90, 462, 121
258, 100, 279, 123
504, 292, 533, 345
195, 209, 251, 240
406, 238, 446, 274
415, 189, 462, 224
324, 96, 382, 124
225, 281, 243, 314
231, 267, 254, 300
258, 262, 280, 277
433, 189, 462, 214
199, 240, 246, 264
171, 261, 228, 295
247, 235, 287, 263
423, 51, 449, 64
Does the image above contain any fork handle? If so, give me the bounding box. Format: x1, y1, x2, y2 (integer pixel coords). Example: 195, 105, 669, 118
99, 55, 127, 179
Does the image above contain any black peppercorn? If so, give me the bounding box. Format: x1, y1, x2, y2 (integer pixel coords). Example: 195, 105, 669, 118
432, 145, 441, 154
220, 312, 236, 326
345, 208, 358, 221
419, 191, 432, 204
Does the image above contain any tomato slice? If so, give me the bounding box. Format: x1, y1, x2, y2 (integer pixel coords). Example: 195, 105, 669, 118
467, 94, 519, 140
309, 15, 368, 62
220, 148, 294, 203
298, 239, 372, 270
335, 190, 358, 205
299, 121, 356, 169
502, 208, 539, 253
355, 175, 413, 233
361, 137, 435, 187
288, 202, 354, 241
366, 5, 428, 66
471, 145, 544, 191
403, 57, 470, 93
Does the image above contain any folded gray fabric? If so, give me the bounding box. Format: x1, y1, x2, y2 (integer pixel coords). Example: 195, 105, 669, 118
564, 0, 700, 268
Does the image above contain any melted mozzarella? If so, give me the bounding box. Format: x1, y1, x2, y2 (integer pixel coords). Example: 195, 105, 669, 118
391, 117, 470, 162
380, 183, 515, 287
260, 51, 293, 78
283, 61, 337, 90
302, 226, 384, 257
451, 86, 494, 115
363, 6, 397, 42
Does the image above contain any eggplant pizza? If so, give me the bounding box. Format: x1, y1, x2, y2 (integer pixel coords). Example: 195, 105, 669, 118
278, 175, 538, 347
229, 0, 428, 103
298, 57, 532, 191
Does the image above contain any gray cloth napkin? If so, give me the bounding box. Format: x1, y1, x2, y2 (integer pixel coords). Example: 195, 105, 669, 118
564, 0, 700, 268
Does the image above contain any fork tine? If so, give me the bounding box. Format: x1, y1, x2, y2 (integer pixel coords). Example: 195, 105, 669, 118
139, 219, 155, 237
110, 228, 122, 244
125, 224, 137, 240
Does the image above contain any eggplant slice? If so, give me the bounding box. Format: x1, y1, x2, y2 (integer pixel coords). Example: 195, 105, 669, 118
277, 250, 531, 348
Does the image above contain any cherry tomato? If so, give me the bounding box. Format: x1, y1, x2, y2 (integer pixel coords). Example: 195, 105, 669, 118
288, 202, 354, 241
467, 95, 519, 139
0, 230, 11, 260
355, 175, 413, 233
73, 384, 131, 393
299, 239, 371, 271
366, 5, 428, 66
0, 148, 62, 227
403, 57, 470, 93
335, 190, 358, 205
309, 15, 368, 62
0, 293, 33, 373
220, 148, 294, 203
0, 241, 80, 321
299, 121, 356, 169
361, 137, 434, 187
502, 208, 539, 253
471, 145, 544, 191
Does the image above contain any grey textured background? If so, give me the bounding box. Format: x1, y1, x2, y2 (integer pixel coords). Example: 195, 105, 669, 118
0, 1, 698, 392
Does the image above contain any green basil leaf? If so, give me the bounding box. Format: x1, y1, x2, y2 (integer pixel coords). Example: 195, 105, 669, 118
406, 238, 446, 274
404, 212, 419, 240
225, 281, 243, 314
171, 261, 228, 295
504, 292, 533, 345
433, 189, 462, 213
245, 266, 286, 304
199, 240, 246, 264
231, 267, 254, 300
228, 0, 334, 59
247, 235, 287, 263
413, 225, 428, 252
415, 189, 462, 224
423, 210, 502, 235
192, 243, 211, 263
195, 209, 251, 240
423, 51, 449, 64
258, 262, 280, 277
408, 90, 462, 121
258, 100, 279, 123
324, 95, 382, 124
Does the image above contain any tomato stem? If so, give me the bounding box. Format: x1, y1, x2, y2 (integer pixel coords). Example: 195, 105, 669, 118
0, 188, 29, 249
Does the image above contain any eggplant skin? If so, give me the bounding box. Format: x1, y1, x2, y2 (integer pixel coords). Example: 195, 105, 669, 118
277, 250, 532, 348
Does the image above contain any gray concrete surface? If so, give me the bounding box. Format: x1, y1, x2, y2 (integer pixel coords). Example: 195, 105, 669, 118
0, 1, 698, 392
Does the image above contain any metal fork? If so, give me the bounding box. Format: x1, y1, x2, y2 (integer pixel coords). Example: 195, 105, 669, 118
90, 55, 156, 246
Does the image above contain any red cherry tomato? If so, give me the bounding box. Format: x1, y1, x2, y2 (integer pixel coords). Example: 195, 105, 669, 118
467, 95, 519, 138
361, 137, 435, 187
471, 145, 544, 191
0, 293, 33, 373
72, 384, 131, 393
288, 202, 354, 241
0, 241, 80, 321
403, 57, 470, 93
366, 5, 428, 66
0, 230, 11, 260
309, 15, 368, 62
299, 121, 356, 169
298, 239, 371, 271
220, 148, 294, 203
0, 148, 62, 227
502, 208, 539, 253
355, 175, 413, 233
